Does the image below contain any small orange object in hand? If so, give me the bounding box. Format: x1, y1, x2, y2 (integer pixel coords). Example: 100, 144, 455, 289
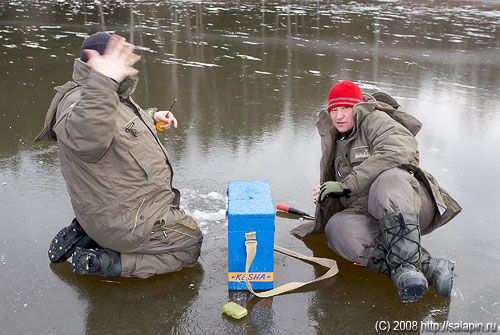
156, 121, 166, 131
156, 111, 172, 131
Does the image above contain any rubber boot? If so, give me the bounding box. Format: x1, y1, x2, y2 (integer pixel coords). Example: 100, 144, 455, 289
366, 239, 390, 277
421, 252, 455, 297
71, 247, 122, 277
378, 213, 428, 303
48, 218, 98, 263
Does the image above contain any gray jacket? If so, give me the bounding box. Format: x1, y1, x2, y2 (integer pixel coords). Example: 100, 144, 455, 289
35, 59, 183, 253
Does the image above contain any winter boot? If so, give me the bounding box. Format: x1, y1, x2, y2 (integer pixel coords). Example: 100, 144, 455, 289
378, 213, 428, 303
366, 239, 391, 276
48, 218, 97, 263
421, 252, 455, 297
71, 247, 122, 277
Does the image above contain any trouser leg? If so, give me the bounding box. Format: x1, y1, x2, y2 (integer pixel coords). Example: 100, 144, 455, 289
325, 211, 379, 265
120, 246, 201, 278
121, 210, 203, 278
367, 167, 435, 229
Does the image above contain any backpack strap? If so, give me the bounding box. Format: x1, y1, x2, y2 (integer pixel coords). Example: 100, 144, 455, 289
243, 232, 339, 298
34, 81, 78, 142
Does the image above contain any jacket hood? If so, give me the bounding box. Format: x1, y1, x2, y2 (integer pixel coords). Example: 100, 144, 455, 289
354, 102, 422, 136
316, 109, 334, 136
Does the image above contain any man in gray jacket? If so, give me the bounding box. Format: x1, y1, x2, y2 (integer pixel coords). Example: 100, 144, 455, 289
36, 32, 203, 278
295, 80, 461, 302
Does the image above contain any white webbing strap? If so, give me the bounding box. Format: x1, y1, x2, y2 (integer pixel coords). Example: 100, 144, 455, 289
243, 232, 339, 298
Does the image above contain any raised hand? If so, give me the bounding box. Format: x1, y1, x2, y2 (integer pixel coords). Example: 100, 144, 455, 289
83, 34, 141, 83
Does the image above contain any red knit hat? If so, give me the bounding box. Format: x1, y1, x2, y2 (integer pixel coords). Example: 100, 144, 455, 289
327, 80, 363, 112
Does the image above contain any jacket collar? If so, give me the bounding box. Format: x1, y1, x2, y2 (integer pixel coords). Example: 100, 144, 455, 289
72, 59, 138, 100
316, 109, 335, 136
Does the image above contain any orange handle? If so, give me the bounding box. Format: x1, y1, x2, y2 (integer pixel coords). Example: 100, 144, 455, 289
156, 121, 166, 131
276, 203, 290, 212
276, 203, 312, 217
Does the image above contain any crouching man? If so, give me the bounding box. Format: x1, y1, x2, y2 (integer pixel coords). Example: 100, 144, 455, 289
293, 80, 461, 302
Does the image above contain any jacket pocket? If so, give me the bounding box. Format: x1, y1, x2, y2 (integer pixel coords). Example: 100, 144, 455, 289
160, 208, 199, 236
121, 196, 153, 245
349, 146, 370, 166
128, 146, 150, 181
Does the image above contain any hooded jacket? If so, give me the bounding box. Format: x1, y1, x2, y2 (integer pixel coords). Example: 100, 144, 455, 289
291, 100, 461, 238
35, 59, 181, 253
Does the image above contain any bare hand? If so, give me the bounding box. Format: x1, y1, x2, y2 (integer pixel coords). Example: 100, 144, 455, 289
83, 34, 141, 83
312, 184, 321, 204
312, 184, 321, 196
154, 110, 178, 131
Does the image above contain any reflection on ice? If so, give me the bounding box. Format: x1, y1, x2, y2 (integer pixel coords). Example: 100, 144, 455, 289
134, 45, 156, 53
254, 71, 272, 75
180, 188, 227, 234
235, 54, 261, 61
159, 58, 220, 68
190, 209, 226, 225
22, 41, 48, 49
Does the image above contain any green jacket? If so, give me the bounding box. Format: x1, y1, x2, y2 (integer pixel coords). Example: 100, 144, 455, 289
291, 101, 461, 238
35, 59, 180, 253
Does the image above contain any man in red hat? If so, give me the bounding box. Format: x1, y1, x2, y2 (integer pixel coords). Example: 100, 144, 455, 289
292, 80, 461, 303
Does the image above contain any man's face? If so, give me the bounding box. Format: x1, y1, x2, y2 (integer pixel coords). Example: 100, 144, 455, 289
329, 106, 355, 132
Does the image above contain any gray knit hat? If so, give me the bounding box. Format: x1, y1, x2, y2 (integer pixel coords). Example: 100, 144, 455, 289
80, 32, 111, 62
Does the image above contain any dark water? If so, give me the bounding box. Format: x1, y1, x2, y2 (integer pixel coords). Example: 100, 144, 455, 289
1, 0, 500, 334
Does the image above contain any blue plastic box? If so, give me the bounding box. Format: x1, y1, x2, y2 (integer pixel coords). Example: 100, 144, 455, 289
227, 180, 275, 290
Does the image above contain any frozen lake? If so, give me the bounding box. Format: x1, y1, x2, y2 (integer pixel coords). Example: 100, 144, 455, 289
1, 0, 499, 333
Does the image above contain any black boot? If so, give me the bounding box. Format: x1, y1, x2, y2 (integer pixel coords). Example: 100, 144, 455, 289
377, 213, 428, 303
48, 218, 97, 263
421, 252, 455, 297
369, 245, 455, 299
366, 240, 391, 276
71, 247, 122, 277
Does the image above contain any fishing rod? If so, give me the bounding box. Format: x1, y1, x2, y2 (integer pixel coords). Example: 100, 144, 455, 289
156, 97, 177, 131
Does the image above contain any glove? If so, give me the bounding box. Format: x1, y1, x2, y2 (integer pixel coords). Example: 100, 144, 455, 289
318, 181, 351, 203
